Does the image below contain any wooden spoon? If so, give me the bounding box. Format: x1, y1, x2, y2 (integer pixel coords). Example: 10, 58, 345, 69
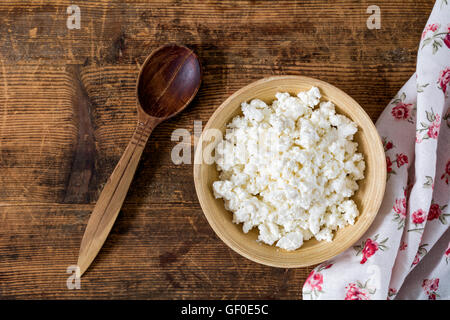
77, 44, 201, 276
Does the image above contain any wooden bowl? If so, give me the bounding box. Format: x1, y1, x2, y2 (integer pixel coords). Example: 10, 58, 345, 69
193, 76, 386, 268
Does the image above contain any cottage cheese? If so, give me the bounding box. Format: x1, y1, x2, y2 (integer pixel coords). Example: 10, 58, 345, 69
212, 87, 365, 250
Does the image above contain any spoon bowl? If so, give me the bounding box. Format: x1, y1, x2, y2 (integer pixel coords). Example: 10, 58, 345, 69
77, 44, 201, 276
137, 44, 201, 119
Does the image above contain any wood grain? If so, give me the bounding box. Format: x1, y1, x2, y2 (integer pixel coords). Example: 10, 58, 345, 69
0, 0, 434, 299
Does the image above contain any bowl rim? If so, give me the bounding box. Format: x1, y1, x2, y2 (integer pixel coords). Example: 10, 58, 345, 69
193, 75, 386, 268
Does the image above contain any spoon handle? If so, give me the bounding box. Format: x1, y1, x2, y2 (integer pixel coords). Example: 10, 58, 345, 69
77, 119, 155, 276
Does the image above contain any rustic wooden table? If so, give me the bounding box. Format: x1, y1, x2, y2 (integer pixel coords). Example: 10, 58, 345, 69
0, 0, 434, 299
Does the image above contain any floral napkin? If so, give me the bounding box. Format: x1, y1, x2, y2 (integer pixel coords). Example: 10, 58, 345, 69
302, 1, 449, 300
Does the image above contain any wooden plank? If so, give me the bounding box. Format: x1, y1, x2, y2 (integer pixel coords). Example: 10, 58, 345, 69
0, 203, 313, 299
0, 0, 435, 299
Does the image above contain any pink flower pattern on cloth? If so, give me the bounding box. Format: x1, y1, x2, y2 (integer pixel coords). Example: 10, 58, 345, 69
302, 2, 450, 300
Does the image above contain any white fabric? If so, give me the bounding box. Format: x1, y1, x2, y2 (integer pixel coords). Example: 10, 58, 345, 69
302, 1, 450, 300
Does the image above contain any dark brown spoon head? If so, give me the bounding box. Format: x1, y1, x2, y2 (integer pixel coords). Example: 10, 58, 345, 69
137, 44, 201, 120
